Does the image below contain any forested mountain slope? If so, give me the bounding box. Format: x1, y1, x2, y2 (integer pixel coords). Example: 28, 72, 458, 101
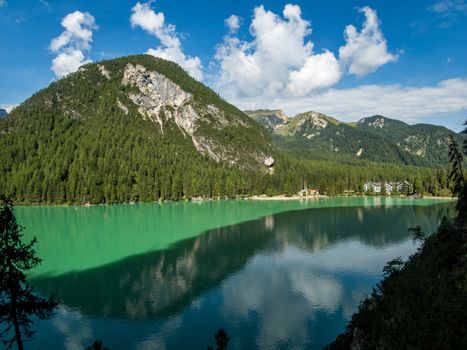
246, 110, 464, 166
357, 115, 460, 164
0, 56, 457, 204
0, 55, 275, 203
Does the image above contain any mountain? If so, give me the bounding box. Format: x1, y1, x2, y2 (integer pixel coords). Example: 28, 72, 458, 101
245, 110, 464, 166
356, 115, 459, 164
245, 109, 289, 132
0, 55, 275, 203
0, 109, 7, 118
0, 56, 456, 204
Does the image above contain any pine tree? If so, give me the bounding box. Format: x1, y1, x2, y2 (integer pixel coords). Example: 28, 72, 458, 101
0, 196, 58, 350
207, 328, 229, 350
453, 123, 467, 223
448, 136, 465, 197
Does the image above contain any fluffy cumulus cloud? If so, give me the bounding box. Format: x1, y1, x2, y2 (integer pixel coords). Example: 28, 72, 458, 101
130, 1, 203, 80
215, 4, 341, 99
338, 7, 398, 76
214, 4, 398, 103
50, 11, 98, 78
225, 15, 241, 32
211, 4, 467, 129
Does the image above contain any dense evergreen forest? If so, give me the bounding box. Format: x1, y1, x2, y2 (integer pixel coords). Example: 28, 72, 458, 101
0, 55, 459, 204
326, 126, 467, 350
246, 110, 465, 166
0, 142, 454, 204
326, 204, 467, 349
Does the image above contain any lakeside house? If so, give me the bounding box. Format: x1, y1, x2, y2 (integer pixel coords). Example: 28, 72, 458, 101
298, 188, 319, 196
363, 181, 412, 194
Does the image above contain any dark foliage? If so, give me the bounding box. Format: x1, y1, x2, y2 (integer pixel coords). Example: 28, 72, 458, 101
0, 196, 58, 349
455, 122, 467, 223
325, 128, 467, 349
325, 218, 467, 350
448, 136, 465, 198
208, 328, 230, 350
85, 339, 109, 350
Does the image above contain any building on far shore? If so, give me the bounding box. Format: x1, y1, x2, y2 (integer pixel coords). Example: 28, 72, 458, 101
363, 181, 412, 195
298, 188, 319, 197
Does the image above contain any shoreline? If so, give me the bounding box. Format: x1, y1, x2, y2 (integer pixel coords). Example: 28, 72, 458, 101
247, 194, 457, 201
247, 194, 328, 201
14, 194, 457, 207
418, 195, 456, 200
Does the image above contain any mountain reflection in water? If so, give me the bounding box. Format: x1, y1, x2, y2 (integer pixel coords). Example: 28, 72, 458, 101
29, 202, 454, 349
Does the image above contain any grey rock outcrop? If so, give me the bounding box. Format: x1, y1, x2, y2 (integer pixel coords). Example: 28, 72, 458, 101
122, 63, 269, 167
264, 156, 275, 167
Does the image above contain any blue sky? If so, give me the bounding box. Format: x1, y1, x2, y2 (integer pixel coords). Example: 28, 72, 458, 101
1, 0, 466, 131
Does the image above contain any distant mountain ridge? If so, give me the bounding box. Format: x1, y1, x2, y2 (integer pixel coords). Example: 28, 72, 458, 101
246, 109, 464, 166
0, 109, 7, 118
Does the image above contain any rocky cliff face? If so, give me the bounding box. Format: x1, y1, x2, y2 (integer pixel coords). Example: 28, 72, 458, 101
246, 109, 289, 132
117, 61, 273, 167
275, 111, 334, 137
123, 63, 198, 133
122, 63, 219, 161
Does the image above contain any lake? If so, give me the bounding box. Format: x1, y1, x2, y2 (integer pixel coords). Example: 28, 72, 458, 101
14, 197, 455, 349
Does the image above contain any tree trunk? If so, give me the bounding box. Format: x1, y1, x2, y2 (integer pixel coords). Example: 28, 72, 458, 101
11, 288, 24, 350
13, 319, 24, 350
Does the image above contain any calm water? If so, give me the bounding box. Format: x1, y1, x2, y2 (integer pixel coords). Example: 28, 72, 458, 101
13, 197, 455, 349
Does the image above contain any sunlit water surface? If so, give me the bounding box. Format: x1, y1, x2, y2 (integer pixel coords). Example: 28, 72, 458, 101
13, 197, 455, 349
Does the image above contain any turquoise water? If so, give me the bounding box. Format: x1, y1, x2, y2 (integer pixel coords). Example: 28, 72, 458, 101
12, 198, 455, 349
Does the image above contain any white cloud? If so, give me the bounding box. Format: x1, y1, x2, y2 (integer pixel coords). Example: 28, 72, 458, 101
211, 5, 465, 130
429, 0, 467, 13
50, 11, 98, 78
214, 4, 398, 103
0, 104, 18, 113
288, 50, 341, 95
39, 0, 52, 12
214, 4, 341, 99
225, 15, 241, 32
339, 6, 398, 76
130, 1, 203, 81
222, 250, 343, 349
51, 50, 89, 78
52, 306, 93, 350
231, 77, 467, 128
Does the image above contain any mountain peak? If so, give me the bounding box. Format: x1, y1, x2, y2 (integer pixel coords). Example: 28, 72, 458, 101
248, 108, 464, 165
357, 115, 407, 129
0, 55, 277, 202
295, 111, 341, 126
244, 109, 289, 132
88, 56, 272, 167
